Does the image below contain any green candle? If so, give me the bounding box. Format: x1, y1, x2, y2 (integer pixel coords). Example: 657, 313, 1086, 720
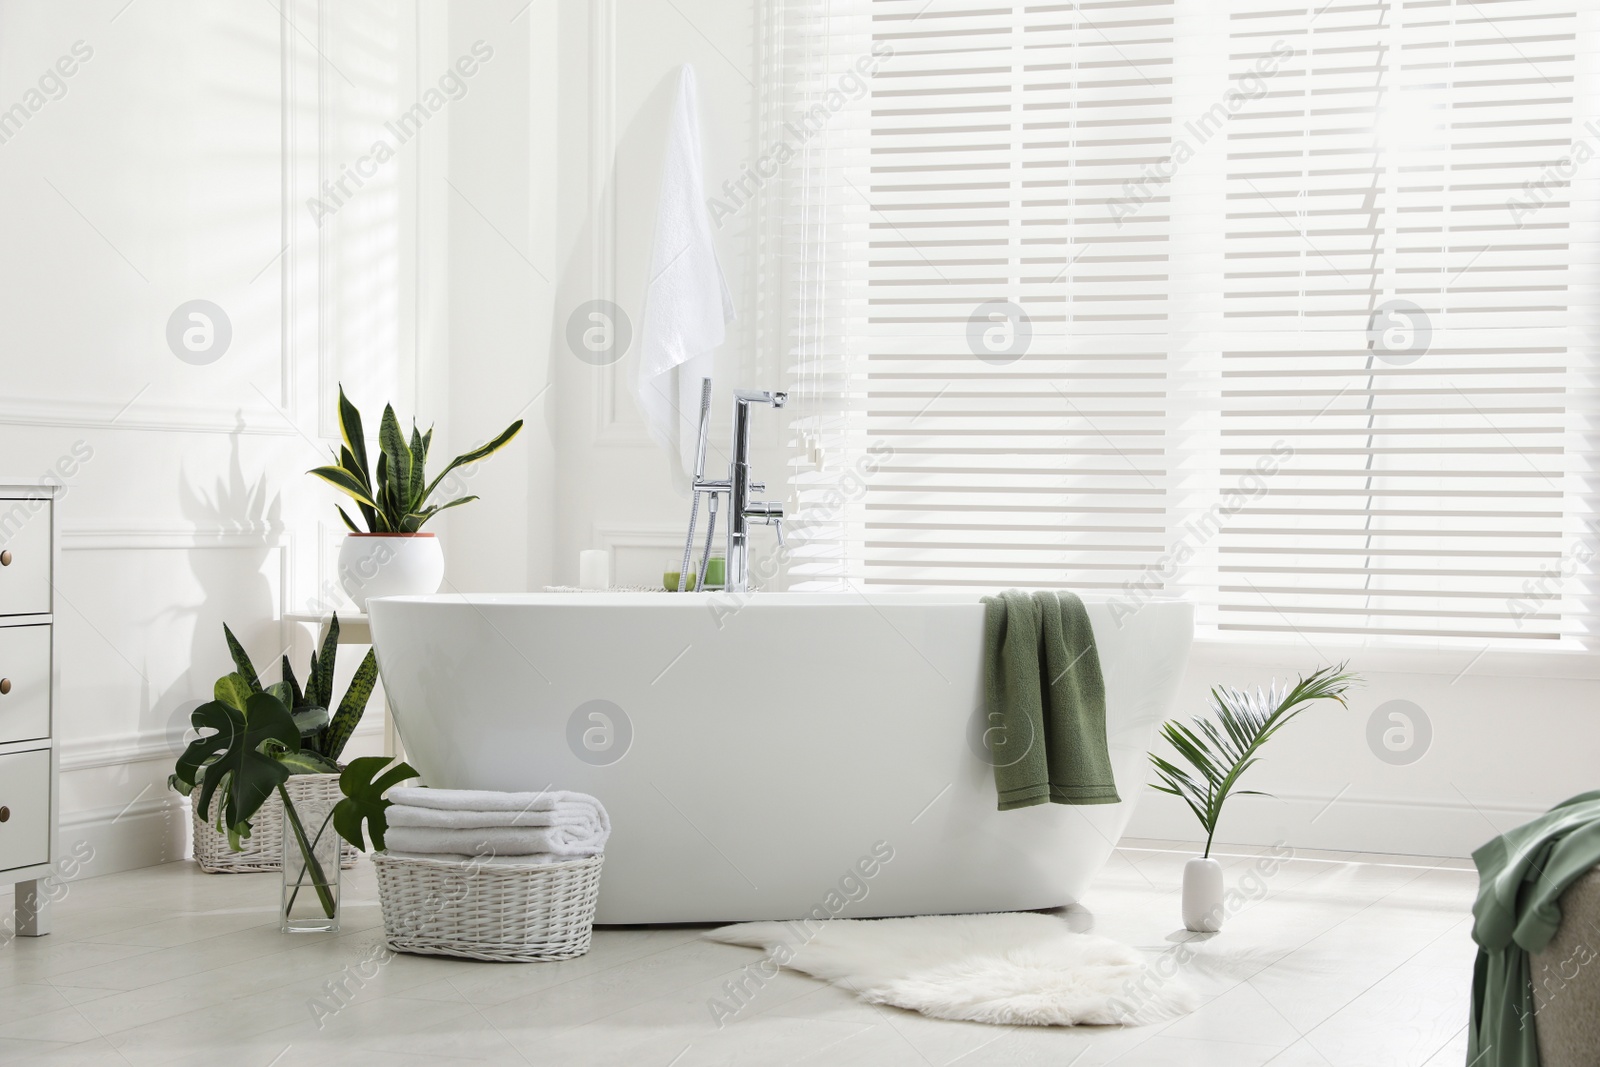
662, 570, 698, 592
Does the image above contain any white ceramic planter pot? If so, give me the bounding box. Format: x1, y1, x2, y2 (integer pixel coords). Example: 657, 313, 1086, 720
338, 533, 444, 609
1182, 857, 1225, 933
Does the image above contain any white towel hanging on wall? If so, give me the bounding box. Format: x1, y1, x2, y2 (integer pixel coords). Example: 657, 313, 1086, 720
633, 64, 735, 476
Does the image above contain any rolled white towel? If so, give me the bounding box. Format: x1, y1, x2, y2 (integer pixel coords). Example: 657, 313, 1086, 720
383, 823, 608, 859
387, 786, 601, 814
382, 850, 574, 867
386, 803, 606, 836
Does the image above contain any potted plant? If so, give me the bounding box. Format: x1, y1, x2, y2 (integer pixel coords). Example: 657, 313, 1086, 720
309, 386, 522, 608
1149, 662, 1358, 933
170, 617, 377, 924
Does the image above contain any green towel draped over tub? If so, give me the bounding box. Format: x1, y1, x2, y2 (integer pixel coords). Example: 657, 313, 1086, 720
1469, 789, 1600, 1067
980, 590, 1119, 810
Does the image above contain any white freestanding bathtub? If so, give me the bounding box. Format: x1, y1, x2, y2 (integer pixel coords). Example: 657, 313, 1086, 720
367, 592, 1193, 923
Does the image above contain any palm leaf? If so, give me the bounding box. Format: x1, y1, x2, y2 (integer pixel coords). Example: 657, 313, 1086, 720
1147, 662, 1358, 857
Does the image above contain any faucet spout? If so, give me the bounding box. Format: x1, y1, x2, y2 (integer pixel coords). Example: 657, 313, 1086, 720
726, 388, 787, 592
735, 389, 787, 408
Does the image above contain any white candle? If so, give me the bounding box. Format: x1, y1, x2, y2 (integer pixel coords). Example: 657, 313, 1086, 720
578, 549, 610, 590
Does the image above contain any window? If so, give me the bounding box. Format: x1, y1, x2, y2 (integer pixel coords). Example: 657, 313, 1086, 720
768, 0, 1600, 647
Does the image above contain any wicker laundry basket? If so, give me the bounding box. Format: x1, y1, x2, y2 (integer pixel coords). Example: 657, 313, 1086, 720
372, 851, 604, 962
191, 773, 359, 873
1532, 865, 1600, 1065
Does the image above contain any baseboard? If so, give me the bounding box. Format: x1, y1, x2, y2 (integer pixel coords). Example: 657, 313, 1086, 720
1126, 789, 1546, 859
57, 794, 189, 881
56, 718, 389, 881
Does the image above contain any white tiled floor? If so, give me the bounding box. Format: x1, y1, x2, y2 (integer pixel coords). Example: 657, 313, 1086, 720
0, 840, 1479, 1066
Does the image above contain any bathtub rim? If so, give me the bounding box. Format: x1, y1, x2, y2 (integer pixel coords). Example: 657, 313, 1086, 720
366, 591, 1195, 610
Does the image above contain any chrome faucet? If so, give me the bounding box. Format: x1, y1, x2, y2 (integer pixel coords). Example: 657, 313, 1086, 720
679, 379, 787, 593
726, 389, 787, 592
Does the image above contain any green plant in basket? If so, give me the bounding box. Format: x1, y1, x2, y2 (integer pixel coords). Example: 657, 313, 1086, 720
169, 687, 340, 916
218, 614, 377, 765
167, 615, 389, 921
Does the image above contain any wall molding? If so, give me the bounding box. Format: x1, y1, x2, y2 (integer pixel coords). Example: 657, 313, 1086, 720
0, 5, 312, 440
0, 396, 299, 436
61, 523, 287, 551
592, 521, 683, 553
61, 729, 188, 773
585, 0, 652, 447
60, 718, 386, 774
1128, 788, 1546, 860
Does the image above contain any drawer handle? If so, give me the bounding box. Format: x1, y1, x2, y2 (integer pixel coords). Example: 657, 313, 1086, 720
0, 807, 9, 823
0, 678, 9, 695
0, 550, 10, 566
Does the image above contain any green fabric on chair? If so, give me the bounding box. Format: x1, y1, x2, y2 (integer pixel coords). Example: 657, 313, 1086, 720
980, 590, 1119, 810
1469, 789, 1600, 1066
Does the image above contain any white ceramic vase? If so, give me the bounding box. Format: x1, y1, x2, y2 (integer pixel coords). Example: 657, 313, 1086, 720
1182, 856, 1225, 932
338, 533, 444, 610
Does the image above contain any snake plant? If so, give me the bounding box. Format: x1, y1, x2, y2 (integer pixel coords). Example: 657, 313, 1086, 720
223, 615, 377, 763
308, 385, 522, 533
1149, 662, 1359, 858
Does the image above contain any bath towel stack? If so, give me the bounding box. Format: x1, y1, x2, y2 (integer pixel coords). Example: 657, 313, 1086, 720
383, 787, 610, 863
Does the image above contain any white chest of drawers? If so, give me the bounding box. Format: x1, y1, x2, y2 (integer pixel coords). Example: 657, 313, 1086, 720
0, 483, 61, 940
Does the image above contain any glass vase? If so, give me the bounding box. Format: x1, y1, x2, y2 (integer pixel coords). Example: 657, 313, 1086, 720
280, 787, 341, 933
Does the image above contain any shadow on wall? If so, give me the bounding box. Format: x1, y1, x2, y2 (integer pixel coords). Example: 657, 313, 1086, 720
158, 414, 283, 750
551, 63, 753, 584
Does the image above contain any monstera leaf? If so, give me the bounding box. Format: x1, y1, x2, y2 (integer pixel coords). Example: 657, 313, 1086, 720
174, 692, 301, 840
332, 756, 418, 852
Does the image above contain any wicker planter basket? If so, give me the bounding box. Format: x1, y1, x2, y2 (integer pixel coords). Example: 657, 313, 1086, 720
191, 773, 359, 874
372, 851, 604, 962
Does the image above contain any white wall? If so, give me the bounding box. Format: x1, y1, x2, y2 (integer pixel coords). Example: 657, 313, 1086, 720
1126, 641, 1600, 858
0, 0, 528, 876
550, 0, 783, 590
437, 1, 557, 594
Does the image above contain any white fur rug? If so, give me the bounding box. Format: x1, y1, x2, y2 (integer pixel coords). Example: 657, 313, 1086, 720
704, 912, 1198, 1027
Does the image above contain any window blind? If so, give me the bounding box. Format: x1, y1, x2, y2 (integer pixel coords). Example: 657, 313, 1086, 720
768, 0, 1600, 647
